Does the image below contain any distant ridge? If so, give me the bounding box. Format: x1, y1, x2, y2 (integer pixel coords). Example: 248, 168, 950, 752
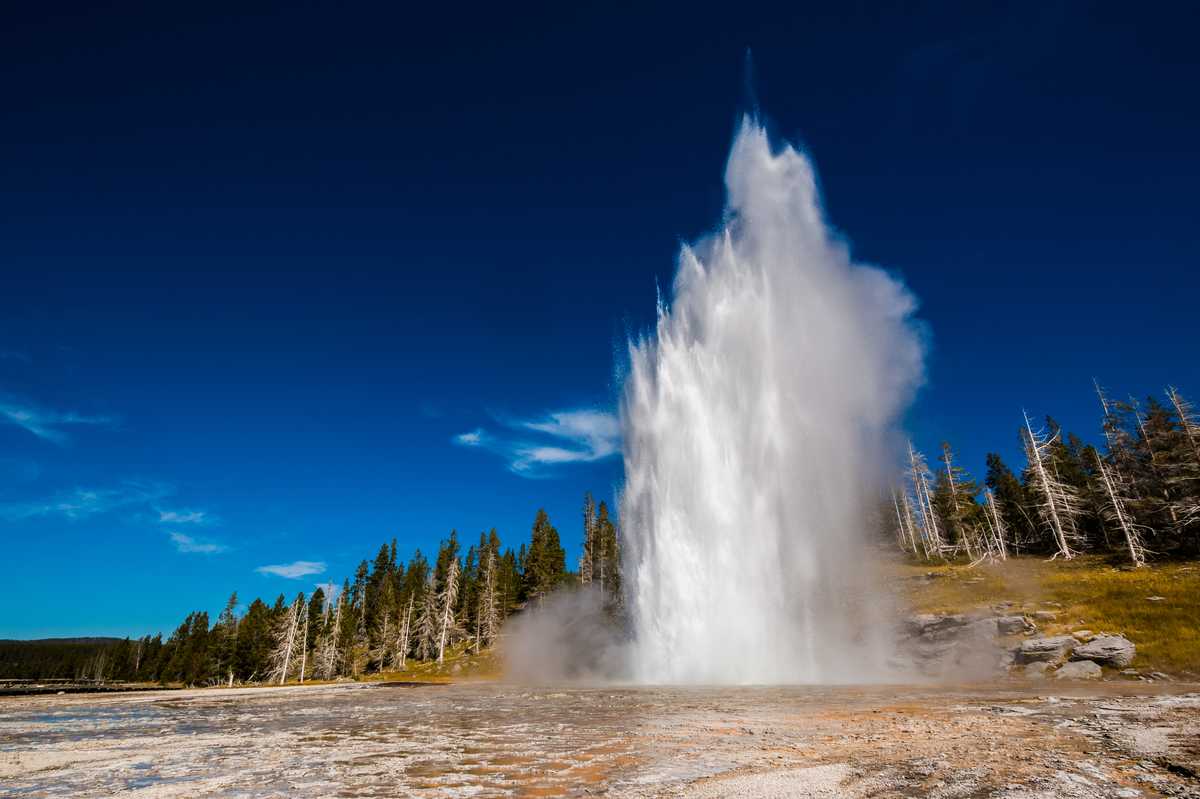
0, 637, 123, 645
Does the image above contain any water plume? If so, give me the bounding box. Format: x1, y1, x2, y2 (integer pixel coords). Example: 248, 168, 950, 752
620, 117, 925, 684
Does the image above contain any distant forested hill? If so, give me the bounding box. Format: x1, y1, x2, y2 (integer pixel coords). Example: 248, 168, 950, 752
0, 638, 122, 680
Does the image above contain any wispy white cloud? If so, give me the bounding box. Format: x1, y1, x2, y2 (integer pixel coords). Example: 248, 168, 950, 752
0, 396, 117, 445
256, 560, 326, 579
454, 428, 484, 446
158, 508, 213, 525
169, 531, 228, 554
0, 481, 172, 521
452, 407, 620, 476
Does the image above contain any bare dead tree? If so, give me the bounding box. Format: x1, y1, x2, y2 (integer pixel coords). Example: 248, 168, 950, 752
416, 575, 439, 662
1167, 386, 1200, 467
907, 441, 945, 557
395, 595, 413, 669
1092, 448, 1147, 567
982, 488, 1009, 561
1023, 410, 1082, 560
891, 486, 920, 556
268, 597, 302, 685
313, 591, 342, 680
475, 548, 500, 652
437, 558, 462, 664
298, 608, 309, 683
1164, 386, 1200, 531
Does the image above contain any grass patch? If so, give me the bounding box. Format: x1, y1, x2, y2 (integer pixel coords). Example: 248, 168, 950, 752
888, 554, 1200, 676
361, 641, 503, 684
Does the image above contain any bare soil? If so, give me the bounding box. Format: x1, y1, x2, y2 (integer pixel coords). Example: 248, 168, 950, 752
1, 681, 1198, 797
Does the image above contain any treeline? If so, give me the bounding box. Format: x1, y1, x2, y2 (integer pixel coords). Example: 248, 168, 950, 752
12, 495, 621, 685
893, 384, 1200, 566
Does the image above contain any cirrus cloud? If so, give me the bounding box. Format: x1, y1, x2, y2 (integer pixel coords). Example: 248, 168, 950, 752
169, 531, 228, 554
256, 560, 327, 579
0, 395, 117, 445
0, 481, 172, 521
452, 407, 619, 477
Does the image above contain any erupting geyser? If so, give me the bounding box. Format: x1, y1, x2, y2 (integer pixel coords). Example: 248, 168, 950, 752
620, 118, 925, 683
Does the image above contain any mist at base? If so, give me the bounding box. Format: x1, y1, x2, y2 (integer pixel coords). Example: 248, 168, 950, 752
500, 588, 630, 683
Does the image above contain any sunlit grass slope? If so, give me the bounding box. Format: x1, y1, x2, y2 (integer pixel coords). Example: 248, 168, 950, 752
892, 554, 1200, 676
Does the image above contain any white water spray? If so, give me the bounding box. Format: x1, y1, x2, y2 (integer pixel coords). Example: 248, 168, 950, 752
620, 118, 925, 684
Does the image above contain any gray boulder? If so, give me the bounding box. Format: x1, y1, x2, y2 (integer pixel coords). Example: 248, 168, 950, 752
1023, 662, 1052, 680
1055, 660, 1102, 680
1016, 635, 1077, 663
1071, 635, 1135, 668
996, 615, 1032, 634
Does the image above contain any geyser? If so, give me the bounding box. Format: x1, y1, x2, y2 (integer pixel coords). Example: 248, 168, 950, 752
620, 118, 925, 683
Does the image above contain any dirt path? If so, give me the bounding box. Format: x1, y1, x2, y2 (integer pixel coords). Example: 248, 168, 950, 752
1, 682, 1197, 797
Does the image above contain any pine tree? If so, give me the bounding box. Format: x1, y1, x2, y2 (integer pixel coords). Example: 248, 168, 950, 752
523, 509, 565, 602
932, 442, 985, 560
212, 593, 239, 686
594, 501, 620, 601
580, 492, 596, 585
985, 453, 1037, 553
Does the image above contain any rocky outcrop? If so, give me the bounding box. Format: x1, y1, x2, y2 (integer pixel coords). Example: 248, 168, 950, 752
1071, 635, 1136, 668
1016, 635, 1077, 664
898, 613, 1139, 680
899, 613, 1006, 678
1055, 660, 1102, 680
905, 614, 970, 639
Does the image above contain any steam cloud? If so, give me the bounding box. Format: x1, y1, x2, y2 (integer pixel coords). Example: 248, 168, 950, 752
619, 117, 925, 683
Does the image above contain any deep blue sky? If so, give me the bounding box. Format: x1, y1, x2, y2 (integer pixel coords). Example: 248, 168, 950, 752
3, 2, 1197, 638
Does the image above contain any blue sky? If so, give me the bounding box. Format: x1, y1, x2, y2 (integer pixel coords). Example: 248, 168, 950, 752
3, 2, 1198, 638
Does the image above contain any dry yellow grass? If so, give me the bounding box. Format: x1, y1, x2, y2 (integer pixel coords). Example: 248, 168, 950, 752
363, 641, 503, 684
890, 554, 1200, 676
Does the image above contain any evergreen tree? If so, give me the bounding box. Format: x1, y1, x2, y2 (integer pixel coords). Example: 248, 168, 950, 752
212, 593, 239, 686
523, 509, 565, 602
594, 501, 621, 601
985, 453, 1037, 553
580, 492, 596, 584
235, 599, 272, 682
931, 442, 985, 559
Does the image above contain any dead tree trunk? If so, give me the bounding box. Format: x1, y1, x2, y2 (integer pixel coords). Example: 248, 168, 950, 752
437, 559, 461, 664
907, 441, 944, 557
1023, 411, 1078, 560
1093, 449, 1147, 566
